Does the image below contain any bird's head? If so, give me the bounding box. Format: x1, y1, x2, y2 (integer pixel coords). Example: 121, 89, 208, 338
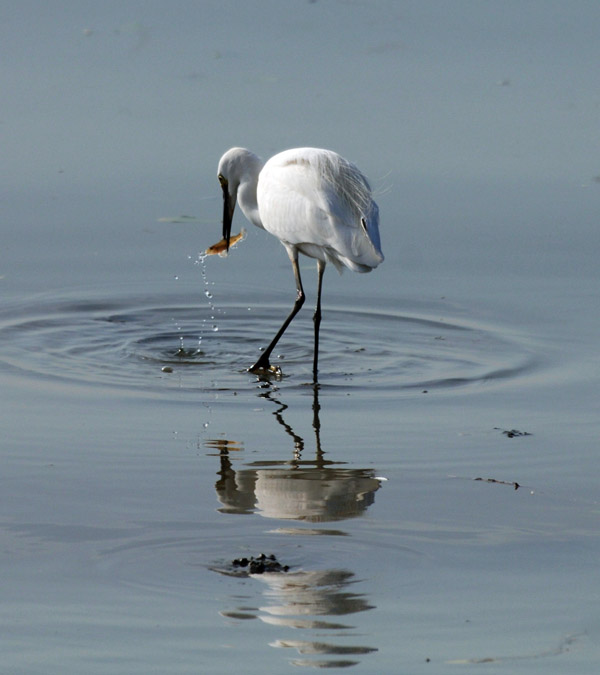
217, 148, 263, 251
217, 151, 241, 251
217, 172, 236, 251
217, 149, 246, 251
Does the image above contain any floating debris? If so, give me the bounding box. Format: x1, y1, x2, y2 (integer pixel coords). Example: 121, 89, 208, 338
447, 632, 582, 664
211, 552, 290, 578
474, 477, 520, 490
494, 428, 532, 438
231, 553, 290, 575
157, 215, 205, 223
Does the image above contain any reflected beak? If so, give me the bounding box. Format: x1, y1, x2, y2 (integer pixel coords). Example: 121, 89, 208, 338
221, 184, 235, 251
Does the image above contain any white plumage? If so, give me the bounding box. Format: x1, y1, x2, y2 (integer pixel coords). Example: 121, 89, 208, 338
216, 146, 383, 381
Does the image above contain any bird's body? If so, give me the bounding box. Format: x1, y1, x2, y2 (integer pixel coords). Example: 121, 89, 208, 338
216, 147, 383, 381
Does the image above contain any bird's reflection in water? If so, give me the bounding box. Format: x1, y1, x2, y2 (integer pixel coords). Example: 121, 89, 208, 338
219, 566, 377, 668
208, 385, 381, 668
209, 385, 381, 522
257, 568, 377, 667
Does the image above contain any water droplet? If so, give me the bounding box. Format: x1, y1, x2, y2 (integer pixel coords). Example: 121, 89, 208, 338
205, 290, 213, 299
212, 325, 218, 332
174, 275, 179, 280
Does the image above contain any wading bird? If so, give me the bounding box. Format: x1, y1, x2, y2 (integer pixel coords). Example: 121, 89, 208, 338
215, 147, 383, 382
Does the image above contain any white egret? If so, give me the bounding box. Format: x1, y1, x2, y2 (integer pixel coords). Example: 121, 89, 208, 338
215, 147, 383, 381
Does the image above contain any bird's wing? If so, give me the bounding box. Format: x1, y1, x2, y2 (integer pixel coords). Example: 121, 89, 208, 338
258, 149, 383, 270
258, 153, 334, 243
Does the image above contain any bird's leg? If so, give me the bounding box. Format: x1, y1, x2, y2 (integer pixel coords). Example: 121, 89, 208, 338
249, 252, 305, 374
312, 260, 326, 383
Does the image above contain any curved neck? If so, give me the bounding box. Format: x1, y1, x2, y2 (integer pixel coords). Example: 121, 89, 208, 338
231, 151, 264, 229
238, 176, 263, 229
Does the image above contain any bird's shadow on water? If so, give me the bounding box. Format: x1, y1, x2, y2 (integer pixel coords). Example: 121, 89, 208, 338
208, 383, 382, 668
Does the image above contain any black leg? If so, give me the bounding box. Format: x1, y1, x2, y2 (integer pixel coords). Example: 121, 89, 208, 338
312, 260, 326, 383
249, 250, 305, 374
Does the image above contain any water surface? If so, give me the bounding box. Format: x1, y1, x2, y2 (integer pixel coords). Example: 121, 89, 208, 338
2, 2, 599, 673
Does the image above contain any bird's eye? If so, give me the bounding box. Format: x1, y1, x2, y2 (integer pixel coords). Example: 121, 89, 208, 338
218, 173, 227, 186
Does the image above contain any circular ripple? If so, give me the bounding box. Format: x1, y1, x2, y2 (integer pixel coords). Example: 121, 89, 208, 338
0, 291, 538, 398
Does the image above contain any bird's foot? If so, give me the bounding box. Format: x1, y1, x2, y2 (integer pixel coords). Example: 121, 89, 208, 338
248, 357, 282, 379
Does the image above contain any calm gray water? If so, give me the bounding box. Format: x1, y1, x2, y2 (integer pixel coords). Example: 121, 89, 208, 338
2, 1, 599, 672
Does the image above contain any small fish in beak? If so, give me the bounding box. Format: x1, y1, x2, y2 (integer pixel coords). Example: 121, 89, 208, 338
205, 229, 246, 256
206, 173, 245, 256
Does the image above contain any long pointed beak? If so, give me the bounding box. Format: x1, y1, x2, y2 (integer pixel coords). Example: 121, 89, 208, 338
221, 185, 235, 251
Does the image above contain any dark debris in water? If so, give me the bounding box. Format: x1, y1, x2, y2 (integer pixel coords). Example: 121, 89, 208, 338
231, 553, 290, 575
474, 477, 520, 490
220, 610, 256, 620
494, 427, 532, 438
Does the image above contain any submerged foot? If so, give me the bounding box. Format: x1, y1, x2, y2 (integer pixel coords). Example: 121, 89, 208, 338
248, 355, 282, 378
